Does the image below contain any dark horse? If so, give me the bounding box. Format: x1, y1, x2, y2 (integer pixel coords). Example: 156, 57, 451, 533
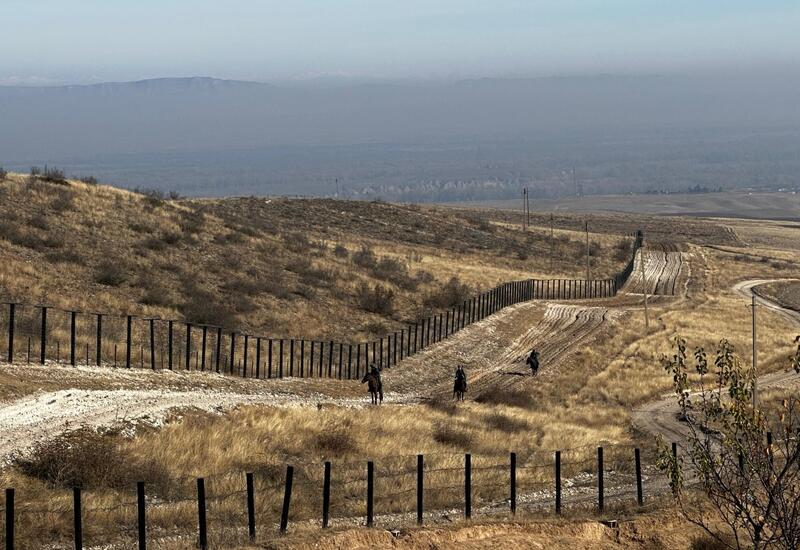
361, 372, 383, 405
526, 350, 540, 376
453, 377, 467, 401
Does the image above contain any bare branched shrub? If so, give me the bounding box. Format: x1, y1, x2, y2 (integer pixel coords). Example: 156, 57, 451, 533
0, 166, 7, 180
94, 261, 128, 286
315, 419, 356, 455
333, 244, 349, 258
659, 337, 800, 550
372, 257, 419, 290
14, 429, 172, 492
423, 276, 473, 309
352, 245, 377, 269
356, 282, 394, 314
432, 422, 473, 449
484, 412, 530, 433
475, 389, 534, 409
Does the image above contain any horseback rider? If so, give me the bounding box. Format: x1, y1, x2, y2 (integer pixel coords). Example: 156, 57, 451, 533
455, 365, 467, 390
527, 348, 540, 374
370, 363, 382, 386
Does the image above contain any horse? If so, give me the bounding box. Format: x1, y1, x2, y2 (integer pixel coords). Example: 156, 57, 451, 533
361, 372, 383, 405
453, 377, 467, 401
526, 352, 540, 376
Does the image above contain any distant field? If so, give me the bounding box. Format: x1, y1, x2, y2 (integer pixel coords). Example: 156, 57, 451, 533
452, 190, 800, 220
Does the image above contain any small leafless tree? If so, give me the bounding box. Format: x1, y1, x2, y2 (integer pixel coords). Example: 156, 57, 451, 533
659, 336, 800, 549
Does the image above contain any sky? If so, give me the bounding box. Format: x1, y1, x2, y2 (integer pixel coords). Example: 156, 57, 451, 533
1, 0, 798, 85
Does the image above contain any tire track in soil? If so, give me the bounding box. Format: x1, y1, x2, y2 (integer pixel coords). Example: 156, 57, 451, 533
625, 245, 683, 296
468, 304, 616, 396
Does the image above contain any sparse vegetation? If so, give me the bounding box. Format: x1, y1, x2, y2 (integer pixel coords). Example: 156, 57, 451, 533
94, 261, 128, 286
356, 282, 394, 314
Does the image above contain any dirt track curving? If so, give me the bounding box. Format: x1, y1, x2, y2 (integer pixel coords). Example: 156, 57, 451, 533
470, 304, 616, 394
625, 244, 683, 296
632, 278, 800, 447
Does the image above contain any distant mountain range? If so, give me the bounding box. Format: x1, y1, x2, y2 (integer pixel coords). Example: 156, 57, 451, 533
1, 74, 799, 199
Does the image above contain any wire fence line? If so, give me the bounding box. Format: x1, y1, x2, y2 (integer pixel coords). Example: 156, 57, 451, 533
0, 232, 643, 383
0, 440, 680, 549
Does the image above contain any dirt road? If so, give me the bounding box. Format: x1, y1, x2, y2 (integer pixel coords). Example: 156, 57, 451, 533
631, 278, 800, 446
625, 245, 683, 296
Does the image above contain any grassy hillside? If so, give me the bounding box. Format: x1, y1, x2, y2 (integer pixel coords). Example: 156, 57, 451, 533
0, 172, 631, 342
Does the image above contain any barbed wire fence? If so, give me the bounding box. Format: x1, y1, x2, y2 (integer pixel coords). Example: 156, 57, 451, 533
0, 438, 689, 549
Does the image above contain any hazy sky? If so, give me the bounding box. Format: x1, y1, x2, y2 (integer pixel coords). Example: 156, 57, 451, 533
1, 0, 798, 85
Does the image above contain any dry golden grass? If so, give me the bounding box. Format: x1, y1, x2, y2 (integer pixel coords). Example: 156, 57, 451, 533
0, 173, 629, 351
4, 171, 800, 546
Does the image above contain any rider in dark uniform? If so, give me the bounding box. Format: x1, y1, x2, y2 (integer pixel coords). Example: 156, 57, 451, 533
455, 365, 467, 389
370, 364, 382, 386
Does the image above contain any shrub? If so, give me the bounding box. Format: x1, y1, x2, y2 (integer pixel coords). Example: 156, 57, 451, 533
78, 175, 98, 185
28, 214, 49, 230
178, 210, 205, 235
94, 261, 128, 286
315, 419, 356, 455
423, 277, 472, 309
14, 429, 172, 492
0, 166, 7, 180
44, 249, 82, 264
333, 244, 349, 258
139, 286, 174, 307
475, 389, 534, 409
50, 189, 75, 212
135, 188, 166, 208
372, 257, 418, 290
282, 232, 310, 253
613, 239, 632, 262
432, 422, 473, 449
180, 284, 238, 327
352, 245, 377, 269
356, 282, 394, 314
484, 412, 530, 433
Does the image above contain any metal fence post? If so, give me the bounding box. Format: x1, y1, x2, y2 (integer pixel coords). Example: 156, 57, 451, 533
322, 462, 331, 528
7, 303, 15, 363
40, 306, 48, 364
5, 488, 14, 550
197, 478, 207, 550
465, 453, 472, 519
510, 452, 517, 515
635, 448, 643, 506
280, 466, 294, 534
125, 315, 132, 368
417, 454, 424, 525
246, 472, 256, 541
555, 450, 562, 514
366, 461, 374, 527
137, 481, 146, 550
598, 446, 604, 512
73, 487, 82, 550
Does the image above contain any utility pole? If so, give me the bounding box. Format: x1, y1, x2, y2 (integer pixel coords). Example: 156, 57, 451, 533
585, 221, 590, 280
640, 247, 649, 331
549, 213, 555, 269
335, 178, 339, 197
752, 294, 757, 410
522, 188, 527, 230
526, 189, 530, 229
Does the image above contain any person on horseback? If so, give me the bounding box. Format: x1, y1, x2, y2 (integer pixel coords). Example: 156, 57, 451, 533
370, 364, 382, 386
527, 348, 540, 375
454, 365, 467, 390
